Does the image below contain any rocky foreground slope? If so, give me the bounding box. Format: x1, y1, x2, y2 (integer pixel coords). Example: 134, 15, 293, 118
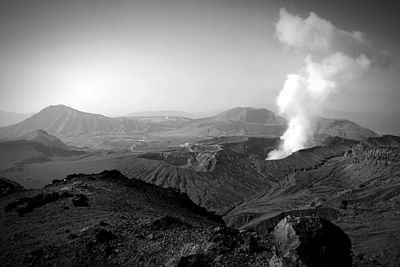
226, 136, 400, 266
111, 135, 400, 266
0, 171, 378, 266
0, 171, 266, 266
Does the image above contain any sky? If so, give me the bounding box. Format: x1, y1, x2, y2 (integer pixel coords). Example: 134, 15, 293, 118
0, 0, 399, 116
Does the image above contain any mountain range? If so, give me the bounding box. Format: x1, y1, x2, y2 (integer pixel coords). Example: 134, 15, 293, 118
0, 105, 378, 150
323, 109, 400, 136
0, 104, 399, 265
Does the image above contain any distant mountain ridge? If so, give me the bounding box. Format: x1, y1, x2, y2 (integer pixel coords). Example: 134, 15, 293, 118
216, 107, 285, 125
323, 109, 400, 135
0, 105, 148, 138
128, 110, 193, 118
127, 108, 225, 119
315, 117, 378, 140
0, 105, 378, 148
0, 129, 82, 164
0, 110, 31, 127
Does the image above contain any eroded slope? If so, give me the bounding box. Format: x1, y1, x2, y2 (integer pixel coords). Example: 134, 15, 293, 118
225, 135, 400, 266
0, 170, 277, 267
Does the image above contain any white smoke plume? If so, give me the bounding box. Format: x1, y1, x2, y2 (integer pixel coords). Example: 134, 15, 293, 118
267, 9, 374, 160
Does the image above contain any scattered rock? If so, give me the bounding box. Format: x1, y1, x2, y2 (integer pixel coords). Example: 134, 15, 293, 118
30, 247, 44, 257
243, 235, 259, 252
352, 253, 384, 267
135, 233, 144, 239
95, 229, 117, 243
72, 194, 89, 207
208, 226, 241, 254
339, 200, 348, 209
272, 215, 352, 267
98, 221, 109, 227
147, 234, 154, 240
80, 226, 90, 233
150, 215, 192, 230
176, 253, 213, 267
103, 245, 114, 259
44, 192, 60, 202
214, 254, 223, 263
16, 202, 34, 216
60, 191, 73, 198
6, 192, 61, 215
67, 233, 78, 240
269, 251, 283, 267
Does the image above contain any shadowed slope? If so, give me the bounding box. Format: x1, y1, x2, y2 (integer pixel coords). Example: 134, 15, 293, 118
0, 130, 83, 164
117, 148, 268, 213
224, 135, 400, 266
0, 170, 277, 267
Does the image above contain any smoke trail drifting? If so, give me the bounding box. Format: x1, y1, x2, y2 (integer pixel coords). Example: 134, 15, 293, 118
267, 9, 375, 160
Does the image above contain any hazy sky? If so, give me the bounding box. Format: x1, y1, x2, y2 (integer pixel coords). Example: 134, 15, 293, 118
0, 0, 399, 116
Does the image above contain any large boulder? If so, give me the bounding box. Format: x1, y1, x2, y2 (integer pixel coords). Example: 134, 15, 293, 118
72, 194, 89, 207
270, 215, 352, 267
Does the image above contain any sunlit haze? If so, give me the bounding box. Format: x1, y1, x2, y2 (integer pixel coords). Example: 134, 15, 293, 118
0, 0, 399, 117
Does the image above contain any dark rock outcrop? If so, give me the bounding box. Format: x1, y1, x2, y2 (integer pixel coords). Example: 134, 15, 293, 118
4, 191, 70, 215
150, 216, 192, 230
95, 229, 117, 243
270, 215, 352, 267
72, 194, 89, 207
176, 253, 213, 267
0, 177, 23, 197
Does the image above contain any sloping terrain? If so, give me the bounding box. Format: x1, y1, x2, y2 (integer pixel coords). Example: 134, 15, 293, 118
315, 117, 379, 140
1, 170, 377, 266
116, 147, 268, 213
0, 105, 378, 150
0, 105, 149, 139
162, 116, 286, 138
0, 130, 83, 165
0, 177, 24, 197
113, 135, 399, 265
1, 134, 398, 265
0, 139, 272, 200
224, 135, 400, 266
0, 110, 31, 127
216, 107, 285, 125
0, 170, 279, 267
19, 129, 71, 150
323, 109, 400, 136
165, 108, 377, 140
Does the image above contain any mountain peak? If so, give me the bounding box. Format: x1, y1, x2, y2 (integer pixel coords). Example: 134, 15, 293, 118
217, 107, 284, 124
0, 104, 115, 139
40, 104, 80, 114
